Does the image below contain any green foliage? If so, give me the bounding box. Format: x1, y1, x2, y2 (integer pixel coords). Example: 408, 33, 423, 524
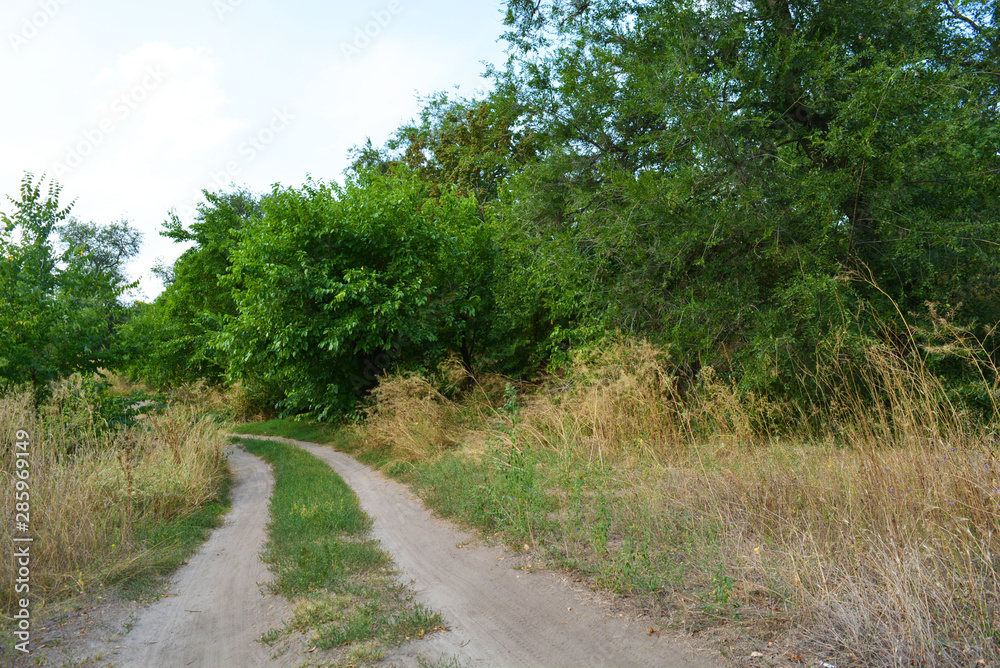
703, 562, 740, 620
357, 90, 539, 205
494, 0, 1000, 400
221, 170, 493, 417
119, 189, 261, 387
114, 0, 1000, 421
39, 373, 160, 444
0, 174, 141, 391
352, 91, 552, 375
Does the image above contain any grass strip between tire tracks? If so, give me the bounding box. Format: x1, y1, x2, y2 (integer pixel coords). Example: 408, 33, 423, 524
235, 436, 444, 666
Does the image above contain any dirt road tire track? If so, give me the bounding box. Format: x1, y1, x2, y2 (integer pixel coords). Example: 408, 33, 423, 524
112, 447, 293, 667
237, 435, 721, 668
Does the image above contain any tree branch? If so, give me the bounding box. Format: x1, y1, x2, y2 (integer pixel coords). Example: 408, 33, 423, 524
942, 0, 985, 35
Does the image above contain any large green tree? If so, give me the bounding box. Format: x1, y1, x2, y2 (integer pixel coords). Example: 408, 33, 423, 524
1, 174, 142, 390
496, 0, 1000, 393
350, 92, 554, 373
220, 169, 491, 417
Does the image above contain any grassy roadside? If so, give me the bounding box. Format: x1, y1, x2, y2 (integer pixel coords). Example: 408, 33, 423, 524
236, 436, 443, 666
235, 419, 392, 471
114, 470, 233, 601
239, 338, 1000, 668
1, 376, 233, 664
235, 419, 340, 446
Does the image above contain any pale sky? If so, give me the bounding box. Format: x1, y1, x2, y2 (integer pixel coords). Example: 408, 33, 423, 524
0, 0, 510, 299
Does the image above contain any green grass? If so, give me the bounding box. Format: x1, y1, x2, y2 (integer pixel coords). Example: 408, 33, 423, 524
231, 421, 720, 626
237, 437, 443, 664
236, 417, 396, 470
402, 444, 706, 603
235, 418, 341, 445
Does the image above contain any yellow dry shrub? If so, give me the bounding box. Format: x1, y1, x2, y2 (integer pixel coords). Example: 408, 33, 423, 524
362, 372, 462, 462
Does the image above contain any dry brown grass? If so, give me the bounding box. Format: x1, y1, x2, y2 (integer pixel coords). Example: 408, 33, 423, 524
361, 372, 464, 461
0, 377, 229, 613
355, 336, 1000, 665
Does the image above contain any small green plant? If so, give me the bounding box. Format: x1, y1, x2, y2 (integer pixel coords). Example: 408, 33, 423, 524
502, 383, 520, 416
702, 563, 739, 620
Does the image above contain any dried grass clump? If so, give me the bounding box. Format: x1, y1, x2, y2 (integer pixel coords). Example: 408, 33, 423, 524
514, 338, 777, 463
0, 378, 228, 614
362, 373, 463, 462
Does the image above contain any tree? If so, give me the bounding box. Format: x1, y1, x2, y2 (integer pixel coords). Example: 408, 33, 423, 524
58, 218, 142, 336
495, 0, 1000, 395
361, 91, 540, 204
0, 173, 141, 390
220, 169, 489, 417
119, 188, 261, 386
349, 91, 554, 374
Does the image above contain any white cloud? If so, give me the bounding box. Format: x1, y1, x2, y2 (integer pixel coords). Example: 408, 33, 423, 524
1, 1, 508, 301
32, 42, 251, 297
99, 43, 248, 163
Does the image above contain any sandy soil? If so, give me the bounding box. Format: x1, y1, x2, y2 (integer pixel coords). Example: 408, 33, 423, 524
239, 435, 723, 668
111, 447, 294, 667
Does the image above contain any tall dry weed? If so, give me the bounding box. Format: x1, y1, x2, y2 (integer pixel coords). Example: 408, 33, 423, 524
362, 372, 463, 461
355, 334, 999, 664
0, 379, 228, 614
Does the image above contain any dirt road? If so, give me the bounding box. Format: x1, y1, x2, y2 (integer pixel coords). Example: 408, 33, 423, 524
23, 448, 293, 667
28, 440, 720, 667
112, 447, 294, 667
238, 435, 719, 668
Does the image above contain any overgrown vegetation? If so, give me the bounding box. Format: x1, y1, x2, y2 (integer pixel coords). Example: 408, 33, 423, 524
0, 377, 231, 616
1, 175, 142, 393
105, 0, 998, 422
305, 337, 999, 667
237, 437, 443, 666
4, 1, 999, 665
